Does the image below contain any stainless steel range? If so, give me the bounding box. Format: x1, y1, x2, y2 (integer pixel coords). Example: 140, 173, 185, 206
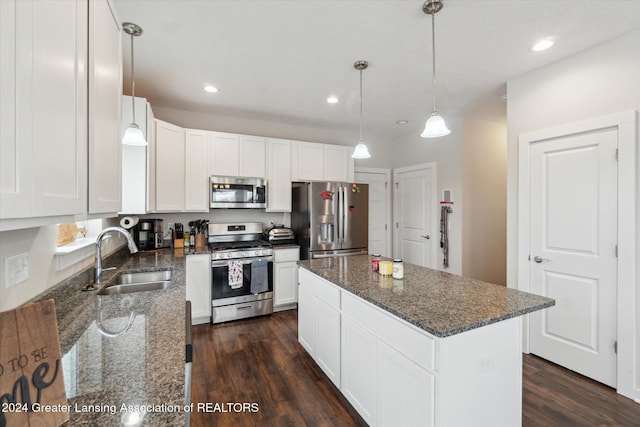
208, 222, 274, 324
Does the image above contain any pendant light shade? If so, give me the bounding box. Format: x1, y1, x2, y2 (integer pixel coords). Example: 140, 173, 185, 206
122, 22, 147, 146
421, 0, 450, 139
352, 60, 371, 159
421, 111, 450, 138
352, 142, 371, 159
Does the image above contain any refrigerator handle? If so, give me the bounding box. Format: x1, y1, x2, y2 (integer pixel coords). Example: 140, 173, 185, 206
340, 186, 347, 244
336, 186, 342, 243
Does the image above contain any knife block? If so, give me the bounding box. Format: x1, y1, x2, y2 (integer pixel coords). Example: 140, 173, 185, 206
195, 234, 206, 250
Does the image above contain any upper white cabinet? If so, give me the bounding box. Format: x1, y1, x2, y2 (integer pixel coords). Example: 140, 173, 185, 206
208, 132, 239, 176
1, 0, 88, 221
88, 0, 122, 214
292, 142, 324, 181
185, 129, 209, 211
239, 135, 266, 177
120, 96, 153, 214
0, 0, 124, 230
208, 132, 266, 178
292, 141, 354, 182
155, 119, 185, 211
266, 138, 292, 212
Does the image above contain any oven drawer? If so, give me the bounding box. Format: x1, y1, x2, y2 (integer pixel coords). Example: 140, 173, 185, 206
212, 298, 273, 324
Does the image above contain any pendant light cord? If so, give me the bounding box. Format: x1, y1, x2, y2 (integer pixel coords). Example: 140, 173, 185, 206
130, 33, 136, 125
359, 68, 364, 142
431, 5, 437, 113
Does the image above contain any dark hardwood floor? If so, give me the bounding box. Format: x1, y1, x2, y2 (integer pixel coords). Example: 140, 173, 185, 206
191, 310, 640, 427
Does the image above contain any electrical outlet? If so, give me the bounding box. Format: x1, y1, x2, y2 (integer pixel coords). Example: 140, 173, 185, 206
5, 252, 29, 289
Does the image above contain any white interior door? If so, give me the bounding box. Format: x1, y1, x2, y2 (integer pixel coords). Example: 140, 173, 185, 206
394, 164, 436, 267
355, 168, 391, 257
528, 128, 618, 387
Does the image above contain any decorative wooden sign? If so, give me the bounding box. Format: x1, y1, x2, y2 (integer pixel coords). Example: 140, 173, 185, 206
0, 299, 68, 427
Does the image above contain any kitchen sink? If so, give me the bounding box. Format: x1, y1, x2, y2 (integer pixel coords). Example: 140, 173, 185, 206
97, 270, 172, 295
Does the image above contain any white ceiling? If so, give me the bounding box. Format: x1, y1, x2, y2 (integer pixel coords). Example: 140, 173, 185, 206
112, 0, 640, 144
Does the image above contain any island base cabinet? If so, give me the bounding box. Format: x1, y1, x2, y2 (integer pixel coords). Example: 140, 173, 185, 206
341, 316, 377, 425
377, 340, 434, 427
436, 317, 522, 427
297, 268, 341, 389
297, 282, 314, 355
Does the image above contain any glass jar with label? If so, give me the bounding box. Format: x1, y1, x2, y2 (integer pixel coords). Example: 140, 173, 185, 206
392, 259, 404, 279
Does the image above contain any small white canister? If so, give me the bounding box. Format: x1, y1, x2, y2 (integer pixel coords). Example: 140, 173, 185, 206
392, 259, 404, 279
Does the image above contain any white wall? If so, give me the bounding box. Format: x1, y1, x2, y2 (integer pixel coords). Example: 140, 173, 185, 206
462, 118, 507, 285
0, 218, 124, 310
507, 29, 640, 401
388, 119, 463, 275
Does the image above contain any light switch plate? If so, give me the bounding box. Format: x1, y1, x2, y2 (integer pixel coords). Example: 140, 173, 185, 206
5, 252, 29, 289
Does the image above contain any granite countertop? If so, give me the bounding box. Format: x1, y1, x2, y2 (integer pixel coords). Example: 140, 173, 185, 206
298, 255, 554, 338
31, 248, 188, 426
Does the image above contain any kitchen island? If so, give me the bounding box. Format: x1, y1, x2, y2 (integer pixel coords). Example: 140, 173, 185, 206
297, 255, 554, 427
30, 248, 188, 426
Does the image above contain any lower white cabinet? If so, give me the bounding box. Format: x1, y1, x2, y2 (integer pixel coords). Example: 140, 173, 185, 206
297, 268, 341, 388
186, 254, 211, 325
341, 315, 377, 425
273, 247, 299, 310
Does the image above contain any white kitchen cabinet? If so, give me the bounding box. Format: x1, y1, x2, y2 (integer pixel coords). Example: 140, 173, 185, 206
291, 141, 354, 183
185, 129, 209, 211
273, 247, 299, 310
88, 0, 122, 214
186, 253, 211, 325
297, 268, 341, 388
121, 96, 153, 214
1, 0, 88, 222
154, 119, 185, 211
292, 141, 324, 181
323, 144, 351, 182
208, 132, 266, 178
239, 135, 266, 177
265, 138, 292, 212
377, 340, 434, 427
208, 132, 239, 177
341, 315, 377, 425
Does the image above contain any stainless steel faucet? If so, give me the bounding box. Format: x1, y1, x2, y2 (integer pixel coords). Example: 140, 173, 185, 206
90, 226, 139, 289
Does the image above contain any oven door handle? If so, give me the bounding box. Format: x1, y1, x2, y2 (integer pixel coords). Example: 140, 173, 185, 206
211, 257, 274, 267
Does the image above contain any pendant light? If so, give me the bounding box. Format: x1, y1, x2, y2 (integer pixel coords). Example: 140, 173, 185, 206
352, 60, 371, 159
122, 22, 147, 146
421, 0, 450, 138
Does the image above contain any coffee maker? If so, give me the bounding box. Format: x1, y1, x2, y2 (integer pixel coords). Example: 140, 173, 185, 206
133, 219, 164, 250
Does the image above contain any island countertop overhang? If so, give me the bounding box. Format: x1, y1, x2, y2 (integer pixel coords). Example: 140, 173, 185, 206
298, 255, 554, 337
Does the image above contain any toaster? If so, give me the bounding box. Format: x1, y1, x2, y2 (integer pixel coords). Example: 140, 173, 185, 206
265, 225, 295, 245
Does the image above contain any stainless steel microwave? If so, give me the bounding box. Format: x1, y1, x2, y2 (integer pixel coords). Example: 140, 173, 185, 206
210, 176, 267, 209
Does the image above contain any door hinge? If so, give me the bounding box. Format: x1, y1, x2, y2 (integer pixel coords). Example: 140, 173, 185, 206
395, 182, 399, 188
615, 148, 618, 161
384, 224, 387, 231
615, 244, 618, 257
396, 222, 399, 229
385, 181, 388, 189
614, 340, 617, 354
528, 255, 531, 261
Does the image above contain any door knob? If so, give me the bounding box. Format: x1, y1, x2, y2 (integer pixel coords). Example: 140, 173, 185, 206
533, 256, 549, 263
421, 235, 430, 240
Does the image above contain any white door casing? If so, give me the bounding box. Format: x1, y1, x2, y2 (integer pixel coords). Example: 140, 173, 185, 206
518, 110, 637, 400
355, 167, 392, 257
393, 163, 437, 268
529, 128, 618, 387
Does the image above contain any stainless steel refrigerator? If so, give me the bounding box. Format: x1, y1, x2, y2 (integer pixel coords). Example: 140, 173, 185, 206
292, 182, 368, 259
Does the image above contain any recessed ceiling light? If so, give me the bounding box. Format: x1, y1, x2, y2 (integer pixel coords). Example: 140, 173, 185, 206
204, 85, 218, 93
531, 38, 554, 52
396, 120, 409, 125
326, 96, 339, 104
